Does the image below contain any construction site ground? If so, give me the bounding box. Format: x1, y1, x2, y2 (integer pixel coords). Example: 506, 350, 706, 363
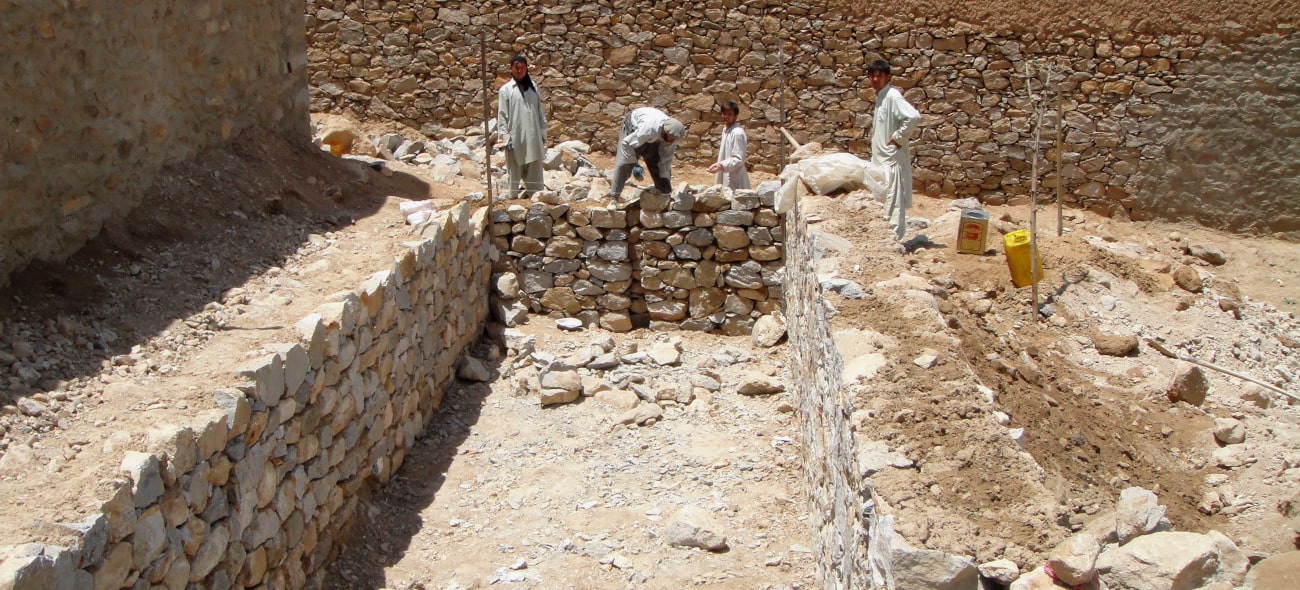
0, 117, 1297, 588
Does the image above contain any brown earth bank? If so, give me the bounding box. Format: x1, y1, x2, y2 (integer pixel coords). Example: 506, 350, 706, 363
0, 114, 1297, 587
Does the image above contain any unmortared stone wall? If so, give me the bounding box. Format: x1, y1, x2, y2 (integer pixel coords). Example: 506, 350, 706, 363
490, 185, 785, 333
0, 206, 490, 589
0, 1, 310, 286
303, 0, 1299, 237
782, 197, 868, 589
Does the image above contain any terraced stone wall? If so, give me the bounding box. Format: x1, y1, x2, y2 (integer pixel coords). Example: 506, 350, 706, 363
0, 206, 490, 589
0, 1, 310, 286
303, 0, 1299, 236
490, 186, 784, 334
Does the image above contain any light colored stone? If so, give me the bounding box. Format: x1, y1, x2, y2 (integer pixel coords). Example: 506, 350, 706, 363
1048, 533, 1100, 586
1211, 418, 1245, 445
751, 313, 786, 347
736, 374, 784, 396
1115, 487, 1166, 544
1096, 531, 1221, 590
1166, 365, 1209, 406
979, 559, 1020, 584
664, 506, 728, 552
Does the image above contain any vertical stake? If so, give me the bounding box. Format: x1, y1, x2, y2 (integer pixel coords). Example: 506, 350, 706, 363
481, 35, 494, 208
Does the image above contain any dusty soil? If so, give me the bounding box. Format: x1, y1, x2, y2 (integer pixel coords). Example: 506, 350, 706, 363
0, 113, 1297, 588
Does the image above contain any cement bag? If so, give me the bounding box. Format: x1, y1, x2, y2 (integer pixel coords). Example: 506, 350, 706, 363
781, 152, 870, 195
862, 161, 890, 203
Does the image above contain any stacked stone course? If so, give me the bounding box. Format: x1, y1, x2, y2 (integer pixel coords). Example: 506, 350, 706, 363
0, 204, 490, 589
491, 186, 785, 334
305, 0, 1299, 235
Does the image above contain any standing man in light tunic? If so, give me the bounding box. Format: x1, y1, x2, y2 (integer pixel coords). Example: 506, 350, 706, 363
708, 101, 751, 190
867, 59, 921, 242
497, 55, 546, 198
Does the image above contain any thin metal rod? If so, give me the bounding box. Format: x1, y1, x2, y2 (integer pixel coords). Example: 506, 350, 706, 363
1146, 339, 1300, 403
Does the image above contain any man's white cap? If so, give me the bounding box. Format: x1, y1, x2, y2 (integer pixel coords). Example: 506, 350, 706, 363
662, 118, 686, 139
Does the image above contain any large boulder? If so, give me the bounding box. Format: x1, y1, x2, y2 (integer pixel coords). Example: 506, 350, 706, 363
1096, 531, 1239, 590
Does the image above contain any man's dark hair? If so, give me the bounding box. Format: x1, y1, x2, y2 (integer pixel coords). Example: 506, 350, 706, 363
721, 101, 740, 117
866, 59, 891, 76
510, 55, 528, 65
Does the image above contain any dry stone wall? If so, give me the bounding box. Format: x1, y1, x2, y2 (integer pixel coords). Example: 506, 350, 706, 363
0, 205, 491, 589
489, 185, 784, 334
0, 1, 310, 286
782, 197, 868, 589
303, 0, 1298, 236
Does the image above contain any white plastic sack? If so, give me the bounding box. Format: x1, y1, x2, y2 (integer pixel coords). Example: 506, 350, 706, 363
399, 199, 434, 214
405, 209, 434, 226
862, 163, 890, 203
781, 153, 889, 199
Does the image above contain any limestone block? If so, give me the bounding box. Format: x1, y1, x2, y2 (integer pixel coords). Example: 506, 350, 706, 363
1115, 486, 1166, 544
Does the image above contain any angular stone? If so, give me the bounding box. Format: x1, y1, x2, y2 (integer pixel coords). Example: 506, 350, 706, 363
1167, 366, 1208, 406
751, 313, 786, 347
665, 506, 728, 551
713, 225, 750, 249
1212, 418, 1245, 445
647, 300, 687, 321
121, 452, 165, 509
1096, 531, 1220, 590
737, 374, 784, 395
599, 312, 633, 332
1048, 533, 1100, 586
1116, 487, 1166, 545
1172, 266, 1203, 293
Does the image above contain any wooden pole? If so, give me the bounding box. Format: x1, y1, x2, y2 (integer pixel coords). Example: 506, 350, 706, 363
481, 35, 494, 207
1027, 62, 1041, 321
778, 40, 787, 172
1056, 83, 1064, 237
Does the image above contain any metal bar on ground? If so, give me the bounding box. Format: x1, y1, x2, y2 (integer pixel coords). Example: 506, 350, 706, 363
1146, 339, 1300, 403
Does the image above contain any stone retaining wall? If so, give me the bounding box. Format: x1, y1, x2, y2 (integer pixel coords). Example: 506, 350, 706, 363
782, 196, 869, 589
0, 205, 490, 589
489, 186, 784, 334
303, 0, 1299, 236
0, 1, 311, 286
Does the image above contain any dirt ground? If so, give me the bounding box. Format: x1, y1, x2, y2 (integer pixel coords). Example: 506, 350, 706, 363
0, 114, 1297, 588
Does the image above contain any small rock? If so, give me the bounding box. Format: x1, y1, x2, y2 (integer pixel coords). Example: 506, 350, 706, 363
617, 403, 663, 426
648, 340, 682, 366
1048, 533, 1100, 586
664, 506, 729, 552
1212, 418, 1246, 445
556, 318, 584, 331
1172, 266, 1203, 293
1094, 334, 1138, 357
736, 374, 785, 396
978, 559, 1021, 584
456, 357, 492, 382
1186, 244, 1227, 265
913, 350, 939, 369
751, 313, 787, 348
1115, 487, 1166, 545
1166, 365, 1209, 406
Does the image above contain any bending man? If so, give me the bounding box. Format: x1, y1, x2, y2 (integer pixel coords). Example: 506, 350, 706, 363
708, 101, 750, 190
609, 107, 686, 199
497, 55, 546, 198
867, 59, 921, 242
